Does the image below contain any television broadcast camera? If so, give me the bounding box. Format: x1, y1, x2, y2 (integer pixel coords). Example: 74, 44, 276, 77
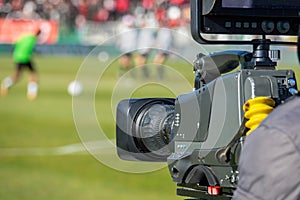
116, 0, 300, 199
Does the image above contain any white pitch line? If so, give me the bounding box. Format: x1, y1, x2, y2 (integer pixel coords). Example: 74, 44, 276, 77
0, 139, 115, 156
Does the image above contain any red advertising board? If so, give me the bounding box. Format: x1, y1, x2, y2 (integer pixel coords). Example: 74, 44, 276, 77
0, 19, 59, 44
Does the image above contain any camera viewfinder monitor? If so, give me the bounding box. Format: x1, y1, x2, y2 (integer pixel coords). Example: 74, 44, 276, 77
191, 0, 300, 41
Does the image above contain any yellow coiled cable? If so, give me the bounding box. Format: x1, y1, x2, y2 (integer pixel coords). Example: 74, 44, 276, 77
243, 97, 276, 136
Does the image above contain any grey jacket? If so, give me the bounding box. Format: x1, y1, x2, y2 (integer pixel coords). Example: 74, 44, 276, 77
233, 96, 300, 200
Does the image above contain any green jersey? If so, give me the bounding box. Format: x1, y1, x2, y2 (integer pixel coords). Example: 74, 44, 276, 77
13, 34, 37, 63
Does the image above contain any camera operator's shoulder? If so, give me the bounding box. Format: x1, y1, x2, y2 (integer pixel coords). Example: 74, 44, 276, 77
234, 127, 300, 200
234, 97, 300, 200
260, 96, 300, 143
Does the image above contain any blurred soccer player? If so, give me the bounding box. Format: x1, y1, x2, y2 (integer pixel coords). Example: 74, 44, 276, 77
153, 4, 173, 80
135, 10, 156, 78
1, 29, 41, 100
116, 14, 137, 77
153, 27, 172, 80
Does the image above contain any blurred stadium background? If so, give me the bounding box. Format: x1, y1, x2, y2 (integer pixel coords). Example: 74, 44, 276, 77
0, 0, 299, 199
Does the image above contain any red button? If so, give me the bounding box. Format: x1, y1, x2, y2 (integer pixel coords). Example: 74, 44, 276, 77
208, 186, 221, 195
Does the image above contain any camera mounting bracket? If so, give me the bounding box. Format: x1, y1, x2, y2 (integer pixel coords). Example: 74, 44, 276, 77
251, 38, 279, 70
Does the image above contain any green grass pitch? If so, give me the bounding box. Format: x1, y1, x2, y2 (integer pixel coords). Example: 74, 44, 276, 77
0, 54, 192, 200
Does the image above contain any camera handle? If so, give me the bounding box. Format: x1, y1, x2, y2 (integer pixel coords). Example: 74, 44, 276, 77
194, 38, 282, 90
215, 118, 247, 164
216, 97, 276, 164
194, 50, 252, 88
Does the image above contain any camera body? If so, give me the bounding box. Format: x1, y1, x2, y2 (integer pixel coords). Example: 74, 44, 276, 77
117, 58, 297, 198
116, 0, 300, 199
168, 67, 296, 198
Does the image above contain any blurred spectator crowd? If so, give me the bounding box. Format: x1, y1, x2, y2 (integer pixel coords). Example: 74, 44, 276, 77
0, 0, 190, 33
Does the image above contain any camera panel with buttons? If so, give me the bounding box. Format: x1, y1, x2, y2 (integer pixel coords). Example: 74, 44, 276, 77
202, 16, 299, 35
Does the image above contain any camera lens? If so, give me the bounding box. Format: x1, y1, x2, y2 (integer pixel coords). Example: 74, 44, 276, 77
133, 103, 174, 158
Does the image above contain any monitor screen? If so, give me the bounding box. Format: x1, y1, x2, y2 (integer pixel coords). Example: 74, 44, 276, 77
191, 0, 300, 39
222, 0, 300, 9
